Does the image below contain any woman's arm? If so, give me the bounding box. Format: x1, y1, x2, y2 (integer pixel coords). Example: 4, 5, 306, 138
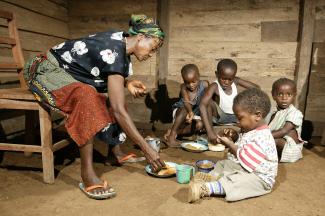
107, 74, 164, 170
234, 77, 260, 89
272, 122, 296, 139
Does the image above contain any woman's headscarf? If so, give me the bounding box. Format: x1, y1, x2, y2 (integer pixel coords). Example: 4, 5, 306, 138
128, 14, 165, 39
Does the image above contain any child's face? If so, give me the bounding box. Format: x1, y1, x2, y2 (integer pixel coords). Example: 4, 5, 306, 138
183, 71, 200, 92
272, 84, 296, 109
216, 68, 236, 90
233, 104, 262, 132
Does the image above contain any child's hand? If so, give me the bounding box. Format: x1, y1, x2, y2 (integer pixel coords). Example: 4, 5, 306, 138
127, 80, 147, 98
223, 128, 239, 142
185, 112, 194, 124
216, 135, 234, 147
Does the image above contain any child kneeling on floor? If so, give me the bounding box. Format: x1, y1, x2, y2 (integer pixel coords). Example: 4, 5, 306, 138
188, 88, 278, 203
268, 78, 305, 163
200, 59, 260, 144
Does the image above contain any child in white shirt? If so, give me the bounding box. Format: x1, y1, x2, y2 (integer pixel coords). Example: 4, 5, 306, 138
200, 59, 260, 145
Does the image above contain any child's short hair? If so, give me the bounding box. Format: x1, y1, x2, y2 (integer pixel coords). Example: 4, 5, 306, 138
233, 88, 271, 118
216, 59, 237, 75
181, 64, 199, 77
271, 78, 297, 95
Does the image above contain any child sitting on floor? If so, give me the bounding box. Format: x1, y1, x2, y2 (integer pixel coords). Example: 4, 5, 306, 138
200, 58, 260, 144
188, 88, 278, 203
165, 64, 209, 147
268, 78, 305, 163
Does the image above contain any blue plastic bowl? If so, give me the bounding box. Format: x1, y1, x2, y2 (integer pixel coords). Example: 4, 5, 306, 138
195, 160, 215, 173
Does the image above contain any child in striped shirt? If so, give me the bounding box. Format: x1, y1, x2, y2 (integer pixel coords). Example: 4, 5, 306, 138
188, 88, 278, 203
269, 78, 305, 162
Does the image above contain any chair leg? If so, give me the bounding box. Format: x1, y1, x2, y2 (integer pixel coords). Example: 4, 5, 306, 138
39, 106, 54, 184
24, 110, 38, 157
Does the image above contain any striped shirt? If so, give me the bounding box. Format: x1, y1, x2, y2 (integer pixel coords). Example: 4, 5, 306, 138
228, 125, 278, 188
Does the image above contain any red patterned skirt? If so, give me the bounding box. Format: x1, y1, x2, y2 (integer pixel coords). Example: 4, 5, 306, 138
23, 53, 125, 146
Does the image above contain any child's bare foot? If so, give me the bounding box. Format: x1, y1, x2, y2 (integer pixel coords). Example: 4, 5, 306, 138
164, 129, 171, 141
167, 138, 181, 147
166, 131, 181, 147
195, 120, 204, 132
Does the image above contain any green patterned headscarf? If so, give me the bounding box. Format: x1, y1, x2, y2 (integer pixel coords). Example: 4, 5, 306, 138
128, 14, 165, 39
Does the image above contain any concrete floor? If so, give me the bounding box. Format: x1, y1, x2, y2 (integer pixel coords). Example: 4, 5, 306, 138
0, 135, 324, 216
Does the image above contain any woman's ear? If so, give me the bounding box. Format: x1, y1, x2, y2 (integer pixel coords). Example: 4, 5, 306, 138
136, 33, 145, 41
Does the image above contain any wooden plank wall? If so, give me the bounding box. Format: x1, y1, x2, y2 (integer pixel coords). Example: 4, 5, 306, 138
0, 0, 69, 81
0, 0, 322, 134
167, 0, 299, 102
0, 0, 69, 135
68, 0, 157, 86
304, 0, 325, 135
68, 0, 158, 123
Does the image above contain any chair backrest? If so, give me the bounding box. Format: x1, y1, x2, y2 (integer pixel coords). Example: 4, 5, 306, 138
0, 9, 26, 88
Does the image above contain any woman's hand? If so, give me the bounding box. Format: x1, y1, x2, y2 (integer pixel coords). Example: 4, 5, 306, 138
127, 80, 147, 98
143, 146, 165, 172
185, 111, 194, 124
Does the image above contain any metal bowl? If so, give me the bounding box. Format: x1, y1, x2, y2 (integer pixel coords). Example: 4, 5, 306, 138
195, 160, 215, 173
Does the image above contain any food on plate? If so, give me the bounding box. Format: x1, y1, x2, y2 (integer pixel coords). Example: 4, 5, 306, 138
208, 143, 226, 151
157, 164, 176, 176
186, 144, 201, 151
198, 162, 214, 169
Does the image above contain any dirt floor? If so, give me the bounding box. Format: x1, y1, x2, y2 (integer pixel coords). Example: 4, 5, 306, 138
0, 132, 325, 216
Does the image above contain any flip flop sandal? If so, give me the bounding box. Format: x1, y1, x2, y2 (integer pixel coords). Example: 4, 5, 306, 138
79, 180, 116, 200
117, 153, 146, 164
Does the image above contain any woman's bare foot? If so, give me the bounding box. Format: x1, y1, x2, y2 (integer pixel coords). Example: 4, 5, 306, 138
109, 145, 145, 164
111, 145, 127, 160
81, 168, 113, 196
79, 141, 114, 196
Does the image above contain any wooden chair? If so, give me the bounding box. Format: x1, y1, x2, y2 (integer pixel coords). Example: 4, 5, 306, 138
0, 10, 70, 184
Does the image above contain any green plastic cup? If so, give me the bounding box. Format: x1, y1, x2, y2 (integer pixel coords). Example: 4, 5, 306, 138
176, 164, 195, 184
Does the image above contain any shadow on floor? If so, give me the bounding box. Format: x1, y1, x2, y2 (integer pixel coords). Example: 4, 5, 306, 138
145, 83, 179, 128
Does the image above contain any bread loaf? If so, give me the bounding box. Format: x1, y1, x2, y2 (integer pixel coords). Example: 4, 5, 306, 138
157, 165, 176, 175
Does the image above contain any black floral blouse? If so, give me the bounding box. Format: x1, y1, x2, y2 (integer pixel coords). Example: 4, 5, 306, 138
50, 30, 132, 92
